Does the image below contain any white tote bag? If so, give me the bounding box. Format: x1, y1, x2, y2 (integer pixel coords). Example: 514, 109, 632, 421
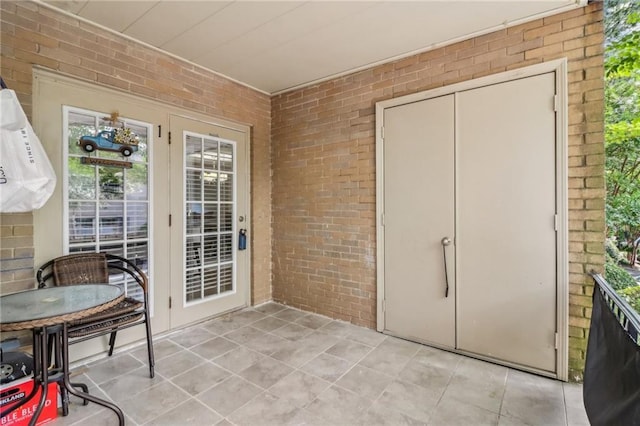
0, 89, 56, 212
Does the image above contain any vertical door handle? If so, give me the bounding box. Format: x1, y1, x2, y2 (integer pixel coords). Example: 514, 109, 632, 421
441, 237, 452, 297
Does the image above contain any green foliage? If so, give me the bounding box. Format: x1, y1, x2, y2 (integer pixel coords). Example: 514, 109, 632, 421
605, 0, 640, 265
605, 11, 640, 78
605, 0, 639, 42
618, 285, 640, 313
605, 253, 637, 290
606, 238, 630, 264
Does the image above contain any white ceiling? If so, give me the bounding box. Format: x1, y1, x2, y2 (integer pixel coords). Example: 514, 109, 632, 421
40, 1, 582, 94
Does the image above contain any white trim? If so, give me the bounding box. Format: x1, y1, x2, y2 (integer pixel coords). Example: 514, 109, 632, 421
170, 113, 249, 134
62, 107, 70, 254
241, 126, 252, 308
555, 59, 570, 382
376, 59, 569, 380
375, 103, 385, 332
454, 91, 460, 354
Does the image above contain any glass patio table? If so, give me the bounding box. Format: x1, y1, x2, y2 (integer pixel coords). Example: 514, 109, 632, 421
0, 284, 125, 426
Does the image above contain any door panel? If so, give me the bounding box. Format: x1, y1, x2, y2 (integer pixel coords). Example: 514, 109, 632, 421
33, 72, 171, 360
456, 73, 557, 372
384, 95, 456, 348
169, 115, 249, 328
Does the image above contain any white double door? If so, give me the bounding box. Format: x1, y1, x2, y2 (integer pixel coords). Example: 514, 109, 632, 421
383, 72, 559, 374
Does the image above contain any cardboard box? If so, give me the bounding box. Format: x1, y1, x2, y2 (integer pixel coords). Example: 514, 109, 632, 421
0, 378, 58, 426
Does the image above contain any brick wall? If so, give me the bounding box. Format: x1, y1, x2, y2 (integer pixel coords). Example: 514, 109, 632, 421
271, 3, 604, 380
0, 213, 34, 293
0, 1, 272, 305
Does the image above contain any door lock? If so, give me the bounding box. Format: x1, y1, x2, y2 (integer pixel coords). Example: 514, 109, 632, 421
239, 229, 247, 250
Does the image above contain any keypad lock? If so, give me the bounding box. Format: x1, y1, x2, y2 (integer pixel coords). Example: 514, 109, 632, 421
238, 229, 247, 250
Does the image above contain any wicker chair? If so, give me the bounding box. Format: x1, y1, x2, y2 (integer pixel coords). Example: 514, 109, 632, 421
37, 253, 154, 378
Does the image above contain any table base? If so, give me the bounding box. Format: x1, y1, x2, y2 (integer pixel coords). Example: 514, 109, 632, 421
1, 324, 124, 426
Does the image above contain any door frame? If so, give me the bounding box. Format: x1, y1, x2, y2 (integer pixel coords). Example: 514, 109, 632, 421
375, 58, 569, 380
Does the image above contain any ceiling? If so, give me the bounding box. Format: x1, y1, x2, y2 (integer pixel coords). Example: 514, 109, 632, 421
40, 0, 583, 94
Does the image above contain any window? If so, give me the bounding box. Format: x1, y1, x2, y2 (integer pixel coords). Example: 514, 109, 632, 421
64, 107, 152, 302
183, 132, 235, 303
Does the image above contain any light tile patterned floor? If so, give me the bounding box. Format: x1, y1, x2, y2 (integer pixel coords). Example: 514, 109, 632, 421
51, 303, 589, 426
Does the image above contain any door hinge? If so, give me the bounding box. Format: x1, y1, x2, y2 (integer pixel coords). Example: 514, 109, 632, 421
382, 299, 386, 313
381, 126, 384, 139
381, 213, 385, 226
169, 297, 172, 309
158, 125, 162, 138
168, 131, 172, 145
169, 214, 172, 227
554, 332, 559, 349
553, 94, 558, 112
554, 214, 558, 231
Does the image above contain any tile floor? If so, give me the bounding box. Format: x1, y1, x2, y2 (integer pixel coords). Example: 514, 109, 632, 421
51, 302, 589, 425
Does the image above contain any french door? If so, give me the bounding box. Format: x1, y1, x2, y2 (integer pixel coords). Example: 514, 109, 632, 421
33, 71, 171, 359
169, 115, 250, 328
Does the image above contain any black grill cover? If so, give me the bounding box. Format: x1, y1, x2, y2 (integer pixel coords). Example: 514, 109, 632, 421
583, 283, 640, 426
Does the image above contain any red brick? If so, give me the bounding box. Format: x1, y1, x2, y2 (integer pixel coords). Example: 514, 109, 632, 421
544, 26, 585, 46
524, 22, 562, 41
524, 43, 563, 60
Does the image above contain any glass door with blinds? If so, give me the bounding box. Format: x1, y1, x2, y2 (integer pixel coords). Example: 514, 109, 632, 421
169, 115, 249, 328
184, 132, 235, 303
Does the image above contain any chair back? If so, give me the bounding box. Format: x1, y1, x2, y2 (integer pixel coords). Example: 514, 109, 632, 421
38, 253, 148, 294
52, 253, 109, 286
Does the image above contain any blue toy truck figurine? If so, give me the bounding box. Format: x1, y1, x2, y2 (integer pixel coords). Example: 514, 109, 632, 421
79, 128, 139, 157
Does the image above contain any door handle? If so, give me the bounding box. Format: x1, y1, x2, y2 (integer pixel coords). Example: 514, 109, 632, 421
441, 237, 451, 297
